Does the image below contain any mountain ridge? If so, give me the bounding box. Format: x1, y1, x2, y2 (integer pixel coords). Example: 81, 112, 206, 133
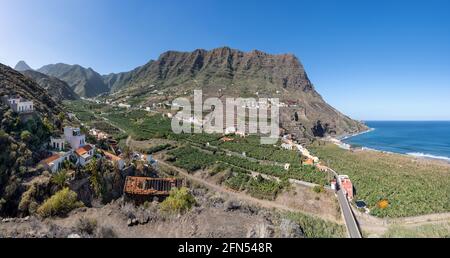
14, 61, 33, 72
37, 63, 109, 97
104, 47, 367, 138
20, 70, 79, 101
29, 46, 366, 138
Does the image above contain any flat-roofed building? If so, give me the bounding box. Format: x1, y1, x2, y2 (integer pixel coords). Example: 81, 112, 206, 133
50, 137, 66, 151
2, 95, 34, 113
338, 175, 354, 200
64, 126, 86, 150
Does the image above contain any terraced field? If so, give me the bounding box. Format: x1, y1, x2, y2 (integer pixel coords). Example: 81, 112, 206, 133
64, 101, 331, 197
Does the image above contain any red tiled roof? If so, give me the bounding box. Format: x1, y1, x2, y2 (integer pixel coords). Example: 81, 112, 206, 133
41, 154, 60, 165
75, 145, 93, 156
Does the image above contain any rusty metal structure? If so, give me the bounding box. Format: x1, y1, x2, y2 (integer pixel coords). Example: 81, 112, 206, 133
123, 176, 183, 202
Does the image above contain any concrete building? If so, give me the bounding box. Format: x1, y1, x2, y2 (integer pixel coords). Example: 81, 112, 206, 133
50, 137, 66, 151
2, 95, 34, 113
118, 103, 131, 109
15, 100, 34, 113
64, 127, 86, 150
89, 128, 109, 140
339, 175, 354, 200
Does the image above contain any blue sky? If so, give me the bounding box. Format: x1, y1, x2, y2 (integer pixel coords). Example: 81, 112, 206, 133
1, 0, 449, 120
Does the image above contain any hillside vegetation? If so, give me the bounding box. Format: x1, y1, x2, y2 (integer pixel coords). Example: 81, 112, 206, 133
0, 64, 65, 216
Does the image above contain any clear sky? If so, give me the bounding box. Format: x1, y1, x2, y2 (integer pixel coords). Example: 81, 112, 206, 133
1, 0, 449, 120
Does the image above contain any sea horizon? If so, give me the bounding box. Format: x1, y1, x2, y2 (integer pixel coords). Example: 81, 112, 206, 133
343, 121, 450, 162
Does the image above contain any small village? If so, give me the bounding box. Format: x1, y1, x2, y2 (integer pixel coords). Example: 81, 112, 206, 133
1, 94, 186, 205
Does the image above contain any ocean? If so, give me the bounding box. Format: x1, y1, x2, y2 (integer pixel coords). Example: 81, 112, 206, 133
342, 121, 450, 161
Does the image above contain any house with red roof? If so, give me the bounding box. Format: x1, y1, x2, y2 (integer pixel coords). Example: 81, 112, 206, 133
39, 152, 71, 173
74, 144, 95, 166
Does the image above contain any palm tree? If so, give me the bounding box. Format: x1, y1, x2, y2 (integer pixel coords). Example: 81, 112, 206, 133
51, 169, 69, 189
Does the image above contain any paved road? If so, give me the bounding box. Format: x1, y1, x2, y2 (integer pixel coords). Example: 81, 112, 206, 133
326, 167, 362, 238
336, 189, 362, 238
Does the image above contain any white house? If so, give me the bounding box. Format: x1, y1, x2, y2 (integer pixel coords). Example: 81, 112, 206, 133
2, 96, 34, 113
74, 145, 95, 166
118, 103, 131, 109
14, 100, 34, 113
50, 137, 66, 151
89, 128, 109, 140
40, 152, 71, 173
64, 127, 86, 150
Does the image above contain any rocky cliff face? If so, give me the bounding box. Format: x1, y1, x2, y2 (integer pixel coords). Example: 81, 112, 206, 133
21, 70, 79, 101
102, 64, 146, 93
108, 47, 367, 138
115, 48, 314, 94
37, 63, 109, 98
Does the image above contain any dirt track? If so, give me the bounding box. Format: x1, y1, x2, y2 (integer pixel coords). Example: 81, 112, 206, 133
156, 156, 341, 223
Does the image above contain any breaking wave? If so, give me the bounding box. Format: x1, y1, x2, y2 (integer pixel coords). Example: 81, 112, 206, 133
407, 152, 450, 162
